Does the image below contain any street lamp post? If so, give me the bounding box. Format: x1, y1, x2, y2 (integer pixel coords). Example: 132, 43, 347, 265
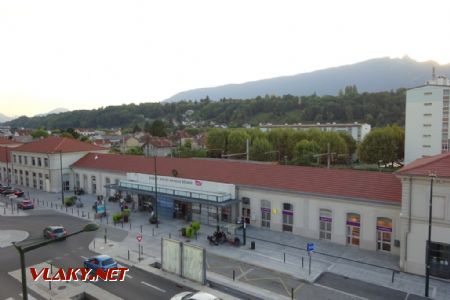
12, 223, 99, 300
425, 172, 437, 298
153, 149, 158, 228
60, 150, 64, 205
5, 147, 10, 186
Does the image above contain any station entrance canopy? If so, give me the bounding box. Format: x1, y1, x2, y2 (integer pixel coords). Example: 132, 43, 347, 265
105, 173, 238, 207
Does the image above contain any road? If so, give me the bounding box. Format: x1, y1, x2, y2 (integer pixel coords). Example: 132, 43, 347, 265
0, 210, 193, 300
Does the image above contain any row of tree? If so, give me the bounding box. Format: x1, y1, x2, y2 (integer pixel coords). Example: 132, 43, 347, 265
6, 88, 406, 130
202, 126, 404, 166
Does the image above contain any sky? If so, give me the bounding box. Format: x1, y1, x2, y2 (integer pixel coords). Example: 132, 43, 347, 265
1, 0, 450, 117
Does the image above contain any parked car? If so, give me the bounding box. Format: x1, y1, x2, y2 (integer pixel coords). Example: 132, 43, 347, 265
12, 189, 24, 197
171, 292, 221, 300
0, 188, 14, 195
43, 225, 67, 239
84, 255, 118, 272
0, 186, 12, 193
17, 199, 34, 210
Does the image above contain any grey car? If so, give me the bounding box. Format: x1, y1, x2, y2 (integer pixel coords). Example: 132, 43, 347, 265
43, 226, 67, 240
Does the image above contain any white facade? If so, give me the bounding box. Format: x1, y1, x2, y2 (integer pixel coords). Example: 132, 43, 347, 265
0, 150, 108, 193
399, 175, 450, 276
72, 167, 125, 197
260, 123, 371, 142
238, 187, 400, 255
405, 79, 450, 164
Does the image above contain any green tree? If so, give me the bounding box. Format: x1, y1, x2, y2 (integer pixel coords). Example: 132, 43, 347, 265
227, 129, 250, 156
31, 129, 49, 139
60, 132, 74, 139
206, 129, 229, 157
358, 126, 404, 164
125, 147, 144, 155
150, 120, 167, 137
338, 132, 357, 161
293, 140, 320, 165
250, 137, 272, 161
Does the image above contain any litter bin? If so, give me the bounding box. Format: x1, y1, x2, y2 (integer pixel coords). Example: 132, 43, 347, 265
251, 241, 255, 250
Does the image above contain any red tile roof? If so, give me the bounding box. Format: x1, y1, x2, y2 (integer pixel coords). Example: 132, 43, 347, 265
0, 146, 10, 163
12, 136, 106, 154
0, 138, 21, 146
397, 152, 450, 177
72, 153, 401, 204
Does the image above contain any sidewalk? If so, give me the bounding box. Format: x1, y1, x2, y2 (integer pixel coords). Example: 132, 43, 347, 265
4, 185, 450, 299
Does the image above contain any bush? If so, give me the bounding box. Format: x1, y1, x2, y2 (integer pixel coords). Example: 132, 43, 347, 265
64, 196, 76, 207
185, 226, 194, 238
191, 221, 200, 233
112, 213, 123, 223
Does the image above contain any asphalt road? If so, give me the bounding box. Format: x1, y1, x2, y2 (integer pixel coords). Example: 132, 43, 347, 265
0, 210, 193, 300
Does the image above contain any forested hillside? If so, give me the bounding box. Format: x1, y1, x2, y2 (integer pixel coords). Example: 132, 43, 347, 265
5, 88, 405, 129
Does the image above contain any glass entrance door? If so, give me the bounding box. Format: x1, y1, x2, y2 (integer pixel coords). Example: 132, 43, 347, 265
377, 217, 392, 252
346, 213, 360, 246
430, 241, 450, 279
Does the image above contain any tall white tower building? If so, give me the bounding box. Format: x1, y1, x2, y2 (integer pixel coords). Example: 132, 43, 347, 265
404, 71, 450, 164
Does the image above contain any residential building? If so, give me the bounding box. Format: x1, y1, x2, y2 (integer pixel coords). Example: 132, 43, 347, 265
259, 122, 371, 142
404, 75, 450, 164
142, 137, 174, 157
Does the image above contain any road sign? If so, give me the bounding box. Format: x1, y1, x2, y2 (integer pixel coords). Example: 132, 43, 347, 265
136, 234, 142, 242
307, 242, 315, 252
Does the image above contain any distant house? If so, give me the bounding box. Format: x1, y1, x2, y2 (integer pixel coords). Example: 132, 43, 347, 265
75, 128, 97, 137
143, 137, 174, 157
13, 129, 33, 143
259, 122, 371, 142
92, 139, 112, 149
120, 136, 142, 153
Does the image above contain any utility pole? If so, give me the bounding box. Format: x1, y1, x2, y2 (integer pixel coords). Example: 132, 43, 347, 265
313, 143, 335, 169
425, 172, 437, 297
60, 150, 64, 205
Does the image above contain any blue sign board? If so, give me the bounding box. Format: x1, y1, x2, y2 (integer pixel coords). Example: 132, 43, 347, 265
97, 204, 105, 214
307, 242, 315, 252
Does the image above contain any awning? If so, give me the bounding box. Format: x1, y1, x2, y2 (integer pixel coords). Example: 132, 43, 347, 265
104, 184, 240, 207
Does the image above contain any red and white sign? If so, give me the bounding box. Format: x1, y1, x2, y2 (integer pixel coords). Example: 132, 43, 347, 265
136, 234, 142, 242
30, 267, 129, 282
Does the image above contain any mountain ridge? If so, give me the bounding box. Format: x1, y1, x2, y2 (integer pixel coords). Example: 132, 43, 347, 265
165, 57, 450, 102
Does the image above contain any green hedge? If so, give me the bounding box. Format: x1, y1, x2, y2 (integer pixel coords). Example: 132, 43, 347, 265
64, 196, 76, 207
112, 213, 123, 223
191, 221, 200, 233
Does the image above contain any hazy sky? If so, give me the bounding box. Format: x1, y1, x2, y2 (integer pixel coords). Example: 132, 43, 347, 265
1, 0, 450, 117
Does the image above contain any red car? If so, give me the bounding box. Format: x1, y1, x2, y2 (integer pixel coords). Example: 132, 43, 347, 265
17, 199, 34, 210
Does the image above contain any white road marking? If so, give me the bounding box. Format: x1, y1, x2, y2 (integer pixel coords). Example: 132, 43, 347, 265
80, 255, 88, 260
125, 274, 133, 279
19, 294, 36, 300
141, 281, 166, 293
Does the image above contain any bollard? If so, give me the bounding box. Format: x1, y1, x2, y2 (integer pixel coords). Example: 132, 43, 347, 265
128, 249, 130, 260
121, 222, 124, 228
152, 228, 154, 236
77, 209, 79, 216
308, 254, 312, 275
169, 233, 171, 239
302, 257, 304, 269
138, 244, 141, 261
72, 208, 73, 214
106, 216, 109, 224
88, 212, 90, 219
140, 225, 142, 233
392, 271, 396, 283
66, 206, 67, 212
233, 270, 235, 281
3, 207, 5, 214
94, 239, 96, 249
49, 263, 53, 291
141, 245, 143, 256
51, 202, 53, 208
104, 228, 107, 244
129, 223, 131, 230
291, 287, 294, 300
284, 252, 286, 263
